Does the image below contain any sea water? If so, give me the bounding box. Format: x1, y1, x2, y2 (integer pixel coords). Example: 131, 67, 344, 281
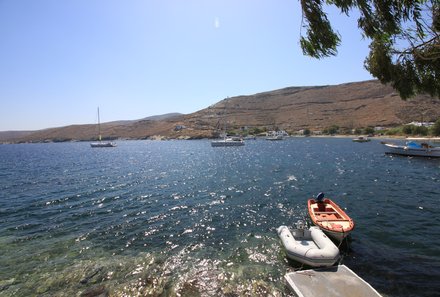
0, 138, 439, 297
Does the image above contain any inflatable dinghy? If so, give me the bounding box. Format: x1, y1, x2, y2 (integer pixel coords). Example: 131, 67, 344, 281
277, 221, 340, 267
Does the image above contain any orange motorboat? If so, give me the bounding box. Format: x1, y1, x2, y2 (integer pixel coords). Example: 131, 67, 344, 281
308, 193, 355, 242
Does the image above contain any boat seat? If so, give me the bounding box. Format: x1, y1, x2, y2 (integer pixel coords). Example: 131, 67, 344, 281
314, 211, 338, 214
316, 219, 350, 222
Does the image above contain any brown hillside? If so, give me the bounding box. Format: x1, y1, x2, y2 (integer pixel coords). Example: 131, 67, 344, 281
185, 80, 440, 133
5, 80, 440, 143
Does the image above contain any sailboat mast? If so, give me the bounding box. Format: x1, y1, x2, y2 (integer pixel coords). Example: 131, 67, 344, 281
98, 107, 102, 141
224, 97, 228, 139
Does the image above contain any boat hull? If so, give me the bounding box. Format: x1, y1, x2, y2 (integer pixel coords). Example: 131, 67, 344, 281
211, 139, 244, 147
308, 198, 354, 242
352, 137, 370, 142
277, 226, 340, 267
266, 136, 283, 141
90, 142, 117, 148
384, 144, 440, 158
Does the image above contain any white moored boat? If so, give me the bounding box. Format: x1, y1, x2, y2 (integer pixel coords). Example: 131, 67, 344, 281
277, 221, 340, 267
210, 97, 245, 147
211, 136, 244, 147
383, 141, 440, 158
352, 136, 370, 142
90, 107, 116, 148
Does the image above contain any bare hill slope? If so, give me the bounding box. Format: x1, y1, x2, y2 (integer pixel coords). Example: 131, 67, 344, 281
3, 80, 440, 142
184, 80, 440, 133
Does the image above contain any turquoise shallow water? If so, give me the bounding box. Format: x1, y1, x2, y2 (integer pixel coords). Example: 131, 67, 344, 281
0, 138, 439, 296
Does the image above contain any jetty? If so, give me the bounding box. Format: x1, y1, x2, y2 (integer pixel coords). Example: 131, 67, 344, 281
285, 265, 382, 297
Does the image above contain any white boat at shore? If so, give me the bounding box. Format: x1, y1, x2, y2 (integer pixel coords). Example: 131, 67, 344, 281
383, 141, 440, 158
352, 136, 370, 142
277, 221, 340, 267
266, 135, 283, 141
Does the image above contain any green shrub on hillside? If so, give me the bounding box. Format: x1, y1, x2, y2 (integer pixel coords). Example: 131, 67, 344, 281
402, 125, 414, 135
385, 127, 401, 135
413, 126, 428, 136
364, 127, 375, 135
401, 124, 430, 136
432, 119, 440, 136
324, 125, 339, 135
354, 128, 362, 135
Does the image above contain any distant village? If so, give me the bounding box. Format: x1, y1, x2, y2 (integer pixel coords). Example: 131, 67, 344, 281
174, 121, 437, 138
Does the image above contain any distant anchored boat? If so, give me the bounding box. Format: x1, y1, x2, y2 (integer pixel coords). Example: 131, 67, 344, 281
91, 141, 116, 148
383, 141, 440, 158
90, 107, 116, 148
211, 97, 245, 147
352, 136, 370, 142
211, 136, 244, 147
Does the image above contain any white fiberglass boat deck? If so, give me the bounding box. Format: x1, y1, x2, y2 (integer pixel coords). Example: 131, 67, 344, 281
285, 265, 383, 297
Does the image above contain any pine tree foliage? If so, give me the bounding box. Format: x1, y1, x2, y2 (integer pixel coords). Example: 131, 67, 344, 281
300, 0, 440, 99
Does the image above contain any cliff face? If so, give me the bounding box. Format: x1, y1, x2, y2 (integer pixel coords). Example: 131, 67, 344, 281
3, 80, 440, 142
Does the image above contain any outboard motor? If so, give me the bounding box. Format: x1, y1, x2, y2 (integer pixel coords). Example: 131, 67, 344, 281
294, 220, 305, 237
316, 192, 325, 202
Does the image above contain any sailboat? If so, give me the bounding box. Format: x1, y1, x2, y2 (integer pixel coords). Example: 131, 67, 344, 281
211, 99, 244, 147
90, 107, 116, 148
211, 134, 245, 147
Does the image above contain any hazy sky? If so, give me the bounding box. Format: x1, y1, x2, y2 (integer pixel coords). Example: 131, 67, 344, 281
0, 0, 373, 131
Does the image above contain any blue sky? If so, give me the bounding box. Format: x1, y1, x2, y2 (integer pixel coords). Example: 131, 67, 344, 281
0, 0, 372, 131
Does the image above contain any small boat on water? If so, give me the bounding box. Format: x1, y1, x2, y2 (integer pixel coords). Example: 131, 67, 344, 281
211, 136, 245, 147
90, 107, 116, 148
352, 136, 370, 142
383, 141, 440, 158
211, 97, 245, 147
91, 141, 117, 148
277, 220, 340, 267
266, 135, 283, 141
308, 193, 355, 242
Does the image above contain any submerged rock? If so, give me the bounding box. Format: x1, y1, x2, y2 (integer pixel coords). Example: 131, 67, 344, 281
80, 267, 104, 284
80, 285, 109, 297
0, 278, 15, 291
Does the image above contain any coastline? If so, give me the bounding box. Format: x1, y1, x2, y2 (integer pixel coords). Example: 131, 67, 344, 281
2, 133, 440, 144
